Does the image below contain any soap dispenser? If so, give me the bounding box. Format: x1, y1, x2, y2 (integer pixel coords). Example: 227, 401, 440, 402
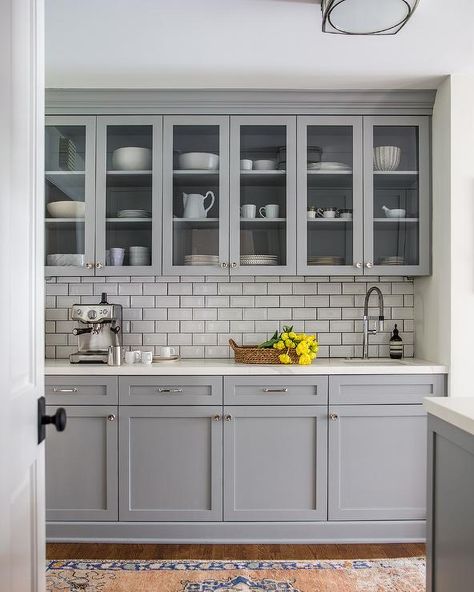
389, 324, 403, 359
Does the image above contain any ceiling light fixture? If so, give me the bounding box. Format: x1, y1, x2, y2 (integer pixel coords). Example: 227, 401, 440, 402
321, 0, 420, 35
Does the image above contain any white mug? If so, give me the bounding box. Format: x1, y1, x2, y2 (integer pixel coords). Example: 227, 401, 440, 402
241, 204, 256, 219
124, 350, 140, 365
259, 204, 279, 219
109, 247, 125, 266
141, 350, 153, 365
240, 159, 253, 171
160, 346, 177, 358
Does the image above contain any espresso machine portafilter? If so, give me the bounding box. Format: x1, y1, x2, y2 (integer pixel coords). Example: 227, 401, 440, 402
69, 293, 122, 364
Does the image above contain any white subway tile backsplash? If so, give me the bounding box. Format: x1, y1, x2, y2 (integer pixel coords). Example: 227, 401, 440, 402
45, 276, 415, 359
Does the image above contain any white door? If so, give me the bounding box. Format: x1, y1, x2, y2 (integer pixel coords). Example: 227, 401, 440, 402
0, 0, 46, 590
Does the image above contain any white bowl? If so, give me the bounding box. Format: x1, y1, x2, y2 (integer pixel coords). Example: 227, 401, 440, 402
374, 146, 401, 171
47, 201, 85, 218
46, 254, 85, 266
178, 152, 219, 170
112, 147, 152, 171
253, 159, 277, 171
384, 208, 406, 218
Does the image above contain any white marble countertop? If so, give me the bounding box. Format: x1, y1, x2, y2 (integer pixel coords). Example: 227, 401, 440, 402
45, 358, 448, 376
424, 397, 474, 436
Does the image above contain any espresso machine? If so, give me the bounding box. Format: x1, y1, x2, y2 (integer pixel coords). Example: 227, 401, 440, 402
69, 293, 122, 363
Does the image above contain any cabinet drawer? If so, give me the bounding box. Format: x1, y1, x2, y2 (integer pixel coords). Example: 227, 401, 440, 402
224, 376, 328, 405
329, 374, 446, 405
119, 376, 223, 405
45, 376, 118, 405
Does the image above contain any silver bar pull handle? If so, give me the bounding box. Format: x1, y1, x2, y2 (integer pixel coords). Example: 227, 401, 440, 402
52, 387, 78, 393
157, 387, 183, 393
262, 387, 288, 393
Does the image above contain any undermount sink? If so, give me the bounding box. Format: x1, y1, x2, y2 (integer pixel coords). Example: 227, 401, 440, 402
343, 358, 408, 365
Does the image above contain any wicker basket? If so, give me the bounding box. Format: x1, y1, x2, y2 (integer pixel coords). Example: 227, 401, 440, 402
229, 339, 299, 364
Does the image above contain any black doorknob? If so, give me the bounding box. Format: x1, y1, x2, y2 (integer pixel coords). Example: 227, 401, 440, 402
37, 396, 67, 443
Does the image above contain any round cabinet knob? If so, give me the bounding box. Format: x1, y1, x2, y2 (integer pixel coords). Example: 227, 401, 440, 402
95, 262, 103, 269
329, 413, 338, 421
85, 263, 94, 269
42, 408, 67, 432
355, 262, 362, 269
107, 414, 116, 422
231, 262, 238, 268
212, 414, 221, 422
220, 262, 228, 268
224, 414, 232, 422
366, 262, 373, 269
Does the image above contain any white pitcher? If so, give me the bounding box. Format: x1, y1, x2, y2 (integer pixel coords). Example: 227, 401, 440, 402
182, 191, 215, 218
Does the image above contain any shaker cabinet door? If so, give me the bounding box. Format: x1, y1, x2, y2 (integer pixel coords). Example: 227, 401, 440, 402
45, 405, 118, 521
119, 406, 223, 521
224, 405, 327, 521
162, 116, 230, 275
328, 404, 427, 520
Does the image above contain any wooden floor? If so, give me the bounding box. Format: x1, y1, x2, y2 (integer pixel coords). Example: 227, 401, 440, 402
47, 543, 425, 561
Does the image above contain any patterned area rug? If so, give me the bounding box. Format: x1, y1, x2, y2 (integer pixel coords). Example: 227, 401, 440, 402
46, 558, 425, 591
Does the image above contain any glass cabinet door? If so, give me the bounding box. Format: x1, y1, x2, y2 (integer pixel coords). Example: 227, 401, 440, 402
45, 116, 96, 276
95, 116, 162, 276
229, 116, 297, 275
162, 116, 229, 275
297, 117, 363, 275
364, 116, 430, 275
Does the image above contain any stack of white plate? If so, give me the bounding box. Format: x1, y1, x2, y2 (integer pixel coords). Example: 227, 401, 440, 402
118, 210, 151, 218
380, 256, 406, 266
240, 254, 279, 266
184, 255, 219, 266
308, 255, 345, 266
129, 246, 150, 266
308, 162, 352, 171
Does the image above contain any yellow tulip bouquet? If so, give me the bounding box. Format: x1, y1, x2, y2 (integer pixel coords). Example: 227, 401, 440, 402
259, 325, 319, 365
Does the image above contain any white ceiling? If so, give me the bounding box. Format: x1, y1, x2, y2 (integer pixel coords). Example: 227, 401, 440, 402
46, 0, 474, 90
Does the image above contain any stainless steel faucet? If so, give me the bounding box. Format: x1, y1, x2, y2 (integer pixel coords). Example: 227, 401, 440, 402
362, 286, 384, 359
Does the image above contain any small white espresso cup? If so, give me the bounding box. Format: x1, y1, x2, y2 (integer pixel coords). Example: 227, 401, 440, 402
124, 350, 141, 365
241, 204, 257, 219
240, 159, 253, 170
160, 346, 177, 358
141, 351, 153, 365
259, 204, 280, 219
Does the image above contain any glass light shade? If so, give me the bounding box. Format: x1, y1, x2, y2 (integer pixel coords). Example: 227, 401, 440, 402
321, 0, 420, 35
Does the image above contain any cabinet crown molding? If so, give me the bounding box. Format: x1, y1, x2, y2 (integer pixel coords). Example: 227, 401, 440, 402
46, 89, 435, 116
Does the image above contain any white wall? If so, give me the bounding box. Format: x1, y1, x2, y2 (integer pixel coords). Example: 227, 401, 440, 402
415, 75, 474, 396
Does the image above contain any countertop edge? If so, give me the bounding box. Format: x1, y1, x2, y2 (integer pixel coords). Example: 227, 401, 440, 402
424, 397, 474, 437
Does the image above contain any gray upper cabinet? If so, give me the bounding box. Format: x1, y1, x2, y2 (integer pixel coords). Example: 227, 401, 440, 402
229, 116, 297, 275
162, 116, 230, 276
328, 404, 428, 521
363, 116, 431, 276
119, 405, 223, 521
45, 405, 118, 521
224, 405, 327, 521
45, 116, 97, 276
297, 116, 364, 276
95, 116, 163, 276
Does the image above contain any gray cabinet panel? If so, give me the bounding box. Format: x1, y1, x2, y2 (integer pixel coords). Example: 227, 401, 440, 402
119, 376, 222, 405
329, 374, 446, 405
46, 405, 118, 521
224, 376, 328, 405
45, 376, 118, 405
329, 404, 427, 520
119, 406, 223, 521
224, 405, 327, 521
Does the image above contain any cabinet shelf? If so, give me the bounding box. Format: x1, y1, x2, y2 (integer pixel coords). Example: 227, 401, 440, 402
106, 171, 152, 188
373, 218, 419, 223
307, 218, 352, 223
106, 218, 152, 223
172, 217, 219, 228
173, 170, 219, 185
45, 218, 85, 223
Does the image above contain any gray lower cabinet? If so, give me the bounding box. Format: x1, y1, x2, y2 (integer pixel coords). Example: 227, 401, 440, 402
328, 404, 427, 521
119, 405, 223, 521
45, 405, 118, 521
224, 405, 327, 521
